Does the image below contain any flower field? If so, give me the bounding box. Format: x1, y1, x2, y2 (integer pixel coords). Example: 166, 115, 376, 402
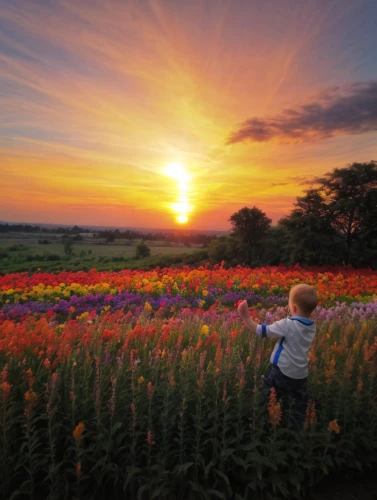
1, 265, 377, 499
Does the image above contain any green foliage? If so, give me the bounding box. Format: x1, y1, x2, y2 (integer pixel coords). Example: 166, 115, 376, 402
136, 241, 151, 259
0, 318, 376, 499
207, 236, 240, 264
7, 243, 29, 251
229, 207, 272, 264
280, 161, 377, 267
64, 238, 74, 256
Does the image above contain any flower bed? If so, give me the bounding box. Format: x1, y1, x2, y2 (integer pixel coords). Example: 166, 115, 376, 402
0, 265, 376, 499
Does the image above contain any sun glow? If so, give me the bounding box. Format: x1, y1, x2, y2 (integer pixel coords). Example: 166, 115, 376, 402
176, 215, 188, 224
163, 162, 193, 224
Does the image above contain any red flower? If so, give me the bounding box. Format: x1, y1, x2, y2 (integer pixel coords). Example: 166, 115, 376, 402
102, 329, 114, 342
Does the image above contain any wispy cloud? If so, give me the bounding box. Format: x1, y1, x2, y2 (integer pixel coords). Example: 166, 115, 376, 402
227, 81, 377, 145
1, 0, 377, 227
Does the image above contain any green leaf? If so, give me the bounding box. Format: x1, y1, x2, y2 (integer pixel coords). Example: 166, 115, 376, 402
137, 484, 148, 500
111, 421, 123, 435
207, 489, 226, 499
123, 465, 143, 489
173, 462, 194, 475
205, 460, 214, 478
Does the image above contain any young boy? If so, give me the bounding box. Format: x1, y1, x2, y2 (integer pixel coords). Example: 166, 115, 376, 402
237, 284, 318, 430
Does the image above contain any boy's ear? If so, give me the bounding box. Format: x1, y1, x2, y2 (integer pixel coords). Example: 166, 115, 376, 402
293, 304, 297, 313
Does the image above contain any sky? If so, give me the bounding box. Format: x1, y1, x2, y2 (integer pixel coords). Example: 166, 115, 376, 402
1, 0, 377, 230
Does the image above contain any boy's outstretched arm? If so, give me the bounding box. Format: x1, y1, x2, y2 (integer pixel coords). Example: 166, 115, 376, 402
237, 299, 258, 334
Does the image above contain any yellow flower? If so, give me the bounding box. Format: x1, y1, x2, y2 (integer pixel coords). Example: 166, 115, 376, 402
144, 302, 152, 312
138, 376, 145, 385
202, 289, 209, 297
201, 325, 209, 336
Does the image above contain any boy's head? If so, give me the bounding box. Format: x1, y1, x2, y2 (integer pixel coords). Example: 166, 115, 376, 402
289, 284, 318, 318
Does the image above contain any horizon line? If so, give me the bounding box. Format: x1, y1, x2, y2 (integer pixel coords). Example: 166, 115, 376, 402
0, 219, 230, 234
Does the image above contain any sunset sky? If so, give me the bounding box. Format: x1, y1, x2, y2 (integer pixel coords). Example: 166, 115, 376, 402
1, 0, 377, 230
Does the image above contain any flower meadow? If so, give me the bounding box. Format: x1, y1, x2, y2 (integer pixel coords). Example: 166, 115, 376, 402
1, 265, 377, 499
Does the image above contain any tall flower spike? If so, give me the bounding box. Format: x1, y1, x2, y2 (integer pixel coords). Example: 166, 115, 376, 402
268, 388, 282, 427
328, 420, 340, 434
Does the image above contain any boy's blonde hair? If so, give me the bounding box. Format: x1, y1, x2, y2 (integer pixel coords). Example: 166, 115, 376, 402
290, 284, 318, 315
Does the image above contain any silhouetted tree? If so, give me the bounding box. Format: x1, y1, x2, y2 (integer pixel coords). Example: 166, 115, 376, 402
136, 241, 151, 259
280, 161, 377, 266
229, 206, 271, 263
64, 238, 74, 256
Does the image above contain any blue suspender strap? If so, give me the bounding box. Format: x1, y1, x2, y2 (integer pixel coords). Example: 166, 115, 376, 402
289, 316, 314, 326
261, 324, 267, 338
273, 336, 285, 366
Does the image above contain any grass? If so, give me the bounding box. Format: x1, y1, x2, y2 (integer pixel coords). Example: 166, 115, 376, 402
0, 240, 207, 274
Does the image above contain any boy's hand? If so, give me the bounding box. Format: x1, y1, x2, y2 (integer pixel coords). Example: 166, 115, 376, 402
237, 300, 249, 318
238, 299, 257, 334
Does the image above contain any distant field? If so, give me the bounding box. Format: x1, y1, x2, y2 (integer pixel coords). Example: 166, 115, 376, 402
0, 242, 198, 258
0, 235, 206, 274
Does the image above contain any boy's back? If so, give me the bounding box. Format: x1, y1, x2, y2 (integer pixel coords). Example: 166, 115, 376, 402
238, 283, 319, 430
262, 316, 316, 379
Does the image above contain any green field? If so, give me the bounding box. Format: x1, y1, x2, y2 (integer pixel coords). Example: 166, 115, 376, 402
0, 237, 207, 274
0, 241, 198, 257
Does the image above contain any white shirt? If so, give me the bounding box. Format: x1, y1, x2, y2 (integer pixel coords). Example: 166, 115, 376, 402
256, 316, 316, 379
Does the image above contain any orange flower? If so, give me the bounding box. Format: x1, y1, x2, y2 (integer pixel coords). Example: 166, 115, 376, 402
0, 381, 12, 402
147, 381, 154, 400
76, 461, 81, 477
304, 400, 317, 431
328, 420, 340, 434
25, 390, 38, 405
1, 364, 9, 383
268, 388, 282, 427
356, 376, 363, 397
325, 358, 336, 381
168, 373, 175, 387
73, 422, 85, 443
24, 368, 35, 387
147, 430, 155, 446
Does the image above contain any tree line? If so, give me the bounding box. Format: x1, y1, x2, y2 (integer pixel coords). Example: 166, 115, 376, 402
0, 224, 214, 247
208, 161, 377, 269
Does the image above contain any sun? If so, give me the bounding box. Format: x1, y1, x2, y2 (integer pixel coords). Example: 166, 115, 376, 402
176, 215, 188, 224
163, 162, 193, 224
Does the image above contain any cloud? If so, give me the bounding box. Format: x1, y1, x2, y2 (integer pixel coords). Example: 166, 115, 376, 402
270, 175, 321, 188
227, 81, 377, 145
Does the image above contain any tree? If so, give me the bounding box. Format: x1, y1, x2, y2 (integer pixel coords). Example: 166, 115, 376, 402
280, 161, 377, 266
207, 236, 240, 264
229, 206, 272, 263
320, 161, 377, 264
136, 241, 151, 259
279, 189, 339, 266
260, 226, 288, 265
64, 237, 74, 256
